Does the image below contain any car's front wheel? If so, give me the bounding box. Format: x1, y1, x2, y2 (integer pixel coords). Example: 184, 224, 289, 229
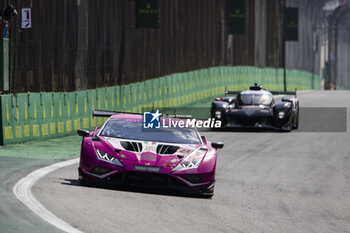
78, 169, 93, 186
292, 110, 299, 129
78, 176, 89, 186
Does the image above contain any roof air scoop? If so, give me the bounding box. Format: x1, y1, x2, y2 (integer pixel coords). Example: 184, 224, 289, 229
250, 83, 263, 91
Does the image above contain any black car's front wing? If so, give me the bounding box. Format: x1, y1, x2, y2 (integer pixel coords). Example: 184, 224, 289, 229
214, 109, 293, 131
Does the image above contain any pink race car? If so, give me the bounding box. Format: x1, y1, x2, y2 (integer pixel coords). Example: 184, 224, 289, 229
77, 110, 224, 197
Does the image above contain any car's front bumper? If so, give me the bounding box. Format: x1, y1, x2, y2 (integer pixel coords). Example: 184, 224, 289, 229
78, 167, 215, 196
215, 115, 292, 131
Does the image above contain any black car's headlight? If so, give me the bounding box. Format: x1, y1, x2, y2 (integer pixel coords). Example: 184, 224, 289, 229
278, 111, 285, 119
215, 111, 222, 119
96, 149, 123, 167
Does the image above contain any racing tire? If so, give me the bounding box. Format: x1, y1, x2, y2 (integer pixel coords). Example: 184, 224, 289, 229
78, 170, 93, 187
292, 110, 299, 129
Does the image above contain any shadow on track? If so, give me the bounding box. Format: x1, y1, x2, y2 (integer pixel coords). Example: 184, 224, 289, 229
61, 178, 212, 199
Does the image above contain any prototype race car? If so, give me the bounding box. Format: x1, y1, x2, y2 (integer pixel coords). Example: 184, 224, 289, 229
77, 110, 224, 197
211, 83, 299, 131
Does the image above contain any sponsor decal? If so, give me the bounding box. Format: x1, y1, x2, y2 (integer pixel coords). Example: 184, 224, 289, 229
141, 153, 157, 161
187, 151, 206, 160
176, 148, 193, 154
143, 145, 155, 152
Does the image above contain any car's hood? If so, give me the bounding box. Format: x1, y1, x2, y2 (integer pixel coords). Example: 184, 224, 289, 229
101, 136, 204, 170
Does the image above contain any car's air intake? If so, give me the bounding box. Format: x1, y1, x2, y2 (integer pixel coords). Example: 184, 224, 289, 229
156, 144, 180, 155
120, 141, 143, 152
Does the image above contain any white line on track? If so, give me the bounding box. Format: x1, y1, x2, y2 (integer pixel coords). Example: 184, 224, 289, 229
13, 158, 83, 233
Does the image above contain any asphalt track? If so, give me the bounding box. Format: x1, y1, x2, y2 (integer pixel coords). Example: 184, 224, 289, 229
16, 91, 350, 232
0, 135, 81, 233
0, 157, 62, 233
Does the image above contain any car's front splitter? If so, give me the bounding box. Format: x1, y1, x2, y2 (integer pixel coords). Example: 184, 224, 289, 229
79, 168, 214, 196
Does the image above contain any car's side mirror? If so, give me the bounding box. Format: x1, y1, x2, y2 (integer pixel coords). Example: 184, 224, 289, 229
211, 142, 224, 150
77, 129, 90, 137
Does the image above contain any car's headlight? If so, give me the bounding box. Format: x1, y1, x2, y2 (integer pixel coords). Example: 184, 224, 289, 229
278, 111, 285, 119
215, 111, 222, 119
172, 150, 206, 172
96, 149, 123, 167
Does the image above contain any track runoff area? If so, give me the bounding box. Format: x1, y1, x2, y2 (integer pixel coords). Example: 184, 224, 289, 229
12, 91, 350, 233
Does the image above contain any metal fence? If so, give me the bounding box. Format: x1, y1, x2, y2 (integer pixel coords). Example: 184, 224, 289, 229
8, 0, 289, 93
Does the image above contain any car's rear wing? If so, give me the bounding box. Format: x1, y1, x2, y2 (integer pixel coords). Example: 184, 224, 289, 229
270, 90, 297, 97
225, 89, 297, 97
224, 90, 240, 96
93, 109, 142, 117
93, 109, 199, 120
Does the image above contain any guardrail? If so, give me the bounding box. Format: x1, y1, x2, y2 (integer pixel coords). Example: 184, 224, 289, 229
0, 66, 320, 145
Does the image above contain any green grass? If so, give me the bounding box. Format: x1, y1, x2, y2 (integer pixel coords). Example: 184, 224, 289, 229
0, 135, 82, 159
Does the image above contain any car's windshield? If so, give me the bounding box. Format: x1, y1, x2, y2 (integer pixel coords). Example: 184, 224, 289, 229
99, 118, 201, 144
238, 93, 273, 105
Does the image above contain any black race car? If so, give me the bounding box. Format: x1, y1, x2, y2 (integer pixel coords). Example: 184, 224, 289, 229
211, 83, 299, 131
